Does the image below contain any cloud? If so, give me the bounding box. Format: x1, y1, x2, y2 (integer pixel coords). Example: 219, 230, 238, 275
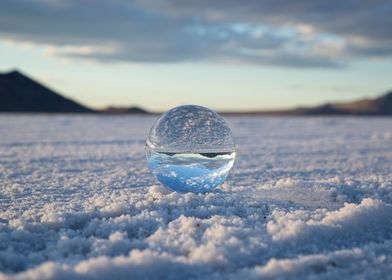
0, 0, 391, 67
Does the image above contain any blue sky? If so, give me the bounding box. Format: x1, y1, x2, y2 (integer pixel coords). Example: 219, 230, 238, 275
1, 0, 391, 111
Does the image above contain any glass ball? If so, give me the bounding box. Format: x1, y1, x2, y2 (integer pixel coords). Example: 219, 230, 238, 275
146, 105, 235, 193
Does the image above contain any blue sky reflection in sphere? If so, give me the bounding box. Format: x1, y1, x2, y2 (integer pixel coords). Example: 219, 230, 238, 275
146, 105, 235, 193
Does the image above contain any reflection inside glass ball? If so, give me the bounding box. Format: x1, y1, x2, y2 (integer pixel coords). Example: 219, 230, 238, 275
146, 105, 235, 193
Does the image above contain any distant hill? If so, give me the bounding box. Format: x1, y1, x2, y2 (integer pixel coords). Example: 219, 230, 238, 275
0, 70, 93, 113
297, 92, 392, 115
99, 106, 150, 114
222, 91, 392, 116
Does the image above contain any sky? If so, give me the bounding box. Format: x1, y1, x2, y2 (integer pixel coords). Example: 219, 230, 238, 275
0, 0, 391, 111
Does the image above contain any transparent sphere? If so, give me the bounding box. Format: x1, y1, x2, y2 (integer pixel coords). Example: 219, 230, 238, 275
146, 105, 235, 193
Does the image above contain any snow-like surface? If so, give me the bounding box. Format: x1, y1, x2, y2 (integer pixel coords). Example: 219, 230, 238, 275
0, 115, 391, 279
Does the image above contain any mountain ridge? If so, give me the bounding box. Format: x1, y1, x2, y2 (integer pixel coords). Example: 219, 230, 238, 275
0, 70, 391, 115
0, 70, 93, 113
219, 92, 392, 116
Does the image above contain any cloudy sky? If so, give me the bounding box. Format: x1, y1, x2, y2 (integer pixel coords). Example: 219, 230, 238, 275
1, 0, 391, 111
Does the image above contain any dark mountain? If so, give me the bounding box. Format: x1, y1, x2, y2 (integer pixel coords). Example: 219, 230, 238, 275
99, 106, 150, 114
0, 70, 93, 113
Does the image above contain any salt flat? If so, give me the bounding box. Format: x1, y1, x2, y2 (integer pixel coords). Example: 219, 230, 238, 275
0, 115, 391, 279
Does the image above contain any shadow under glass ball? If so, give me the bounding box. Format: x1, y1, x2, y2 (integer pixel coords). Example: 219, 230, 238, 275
146, 105, 235, 193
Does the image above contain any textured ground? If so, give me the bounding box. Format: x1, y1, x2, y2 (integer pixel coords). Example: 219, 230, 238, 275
0, 115, 391, 280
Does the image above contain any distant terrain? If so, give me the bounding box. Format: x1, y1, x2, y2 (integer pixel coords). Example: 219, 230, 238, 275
0, 70, 148, 114
93, 91, 392, 116
0, 70, 93, 113
98, 106, 149, 114
0, 70, 391, 115
226, 91, 392, 116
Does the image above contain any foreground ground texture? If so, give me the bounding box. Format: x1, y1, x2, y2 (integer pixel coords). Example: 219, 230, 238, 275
0, 115, 391, 280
